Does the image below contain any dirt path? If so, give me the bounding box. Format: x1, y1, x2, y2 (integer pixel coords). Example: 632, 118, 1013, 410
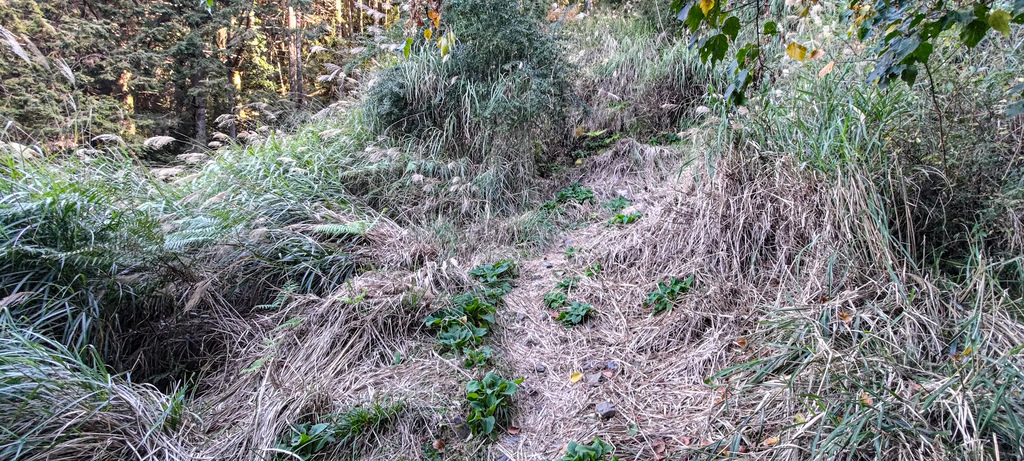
490, 179, 738, 460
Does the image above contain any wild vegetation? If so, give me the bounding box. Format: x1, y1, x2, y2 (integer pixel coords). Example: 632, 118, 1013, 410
2, 0, 1024, 459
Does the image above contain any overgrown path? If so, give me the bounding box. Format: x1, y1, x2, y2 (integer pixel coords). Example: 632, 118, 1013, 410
489, 153, 739, 460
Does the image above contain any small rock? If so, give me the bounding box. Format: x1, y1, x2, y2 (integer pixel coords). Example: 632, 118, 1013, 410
542, 261, 553, 268
595, 402, 617, 419
450, 416, 471, 440
606, 361, 618, 371
564, 239, 573, 245
585, 373, 604, 385
517, 313, 526, 322
535, 364, 547, 373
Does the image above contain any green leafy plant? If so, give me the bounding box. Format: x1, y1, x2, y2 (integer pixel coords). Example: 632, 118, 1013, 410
584, 263, 602, 277
544, 291, 568, 310
565, 246, 580, 259
465, 372, 522, 437
468, 259, 519, 294
607, 212, 642, 225
462, 346, 493, 369
556, 437, 617, 461
601, 196, 631, 213
555, 276, 581, 291
554, 182, 595, 205
276, 401, 402, 459
572, 130, 622, 159
644, 275, 694, 314
556, 301, 595, 326
425, 293, 498, 351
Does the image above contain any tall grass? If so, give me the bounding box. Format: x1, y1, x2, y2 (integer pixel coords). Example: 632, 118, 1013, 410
689, 28, 1024, 459
0, 316, 197, 460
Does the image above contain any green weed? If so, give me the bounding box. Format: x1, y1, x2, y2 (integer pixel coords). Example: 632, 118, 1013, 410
556, 301, 595, 326
555, 277, 581, 291
644, 276, 693, 314
469, 259, 519, 294
465, 372, 522, 437
543, 291, 569, 310
462, 346, 493, 369
601, 197, 631, 213
607, 212, 642, 225
556, 437, 617, 461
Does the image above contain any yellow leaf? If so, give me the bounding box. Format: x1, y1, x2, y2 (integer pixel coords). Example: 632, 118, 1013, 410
423, 28, 432, 41
761, 436, 780, 447
794, 413, 806, 424
570, 372, 584, 383
860, 392, 874, 406
428, 10, 440, 29
809, 49, 825, 60
989, 9, 1011, 37
818, 60, 835, 78
699, 0, 715, 15
786, 43, 808, 61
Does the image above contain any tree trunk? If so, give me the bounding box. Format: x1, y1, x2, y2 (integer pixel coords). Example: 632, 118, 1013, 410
195, 76, 208, 145
287, 6, 304, 106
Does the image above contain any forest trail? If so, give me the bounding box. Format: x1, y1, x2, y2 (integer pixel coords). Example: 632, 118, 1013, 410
489, 158, 738, 460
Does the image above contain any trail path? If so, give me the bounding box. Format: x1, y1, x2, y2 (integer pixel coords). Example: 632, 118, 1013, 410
489, 178, 738, 460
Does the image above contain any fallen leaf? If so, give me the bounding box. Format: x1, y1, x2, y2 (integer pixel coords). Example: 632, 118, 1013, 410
700, 440, 712, 447
602, 369, 614, 378
761, 436, 779, 447
652, 437, 666, 453
507, 426, 520, 435
736, 445, 749, 453
910, 382, 923, 393
431, 439, 445, 451
809, 49, 825, 59
786, 42, 808, 61
680, 436, 692, 445
733, 337, 748, 348
818, 60, 835, 79
794, 413, 806, 424
838, 311, 852, 326
860, 392, 874, 406
570, 372, 584, 383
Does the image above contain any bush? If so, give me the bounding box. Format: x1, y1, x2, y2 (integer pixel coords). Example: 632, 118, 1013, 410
362, 0, 574, 212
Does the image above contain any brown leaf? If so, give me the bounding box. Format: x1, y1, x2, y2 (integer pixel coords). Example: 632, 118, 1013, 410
431, 439, 446, 451
733, 337, 748, 348
838, 311, 852, 326
602, 370, 614, 378
809, 49, 825, 60
652, 437, 666, 453
860, 392, 874, 406
507, 426, 520, 435
736, 445, 749, 453
761, 436, 779, 447
680, 436, 692, 445
818, 60, 836, 79
910, 382, 923, 393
